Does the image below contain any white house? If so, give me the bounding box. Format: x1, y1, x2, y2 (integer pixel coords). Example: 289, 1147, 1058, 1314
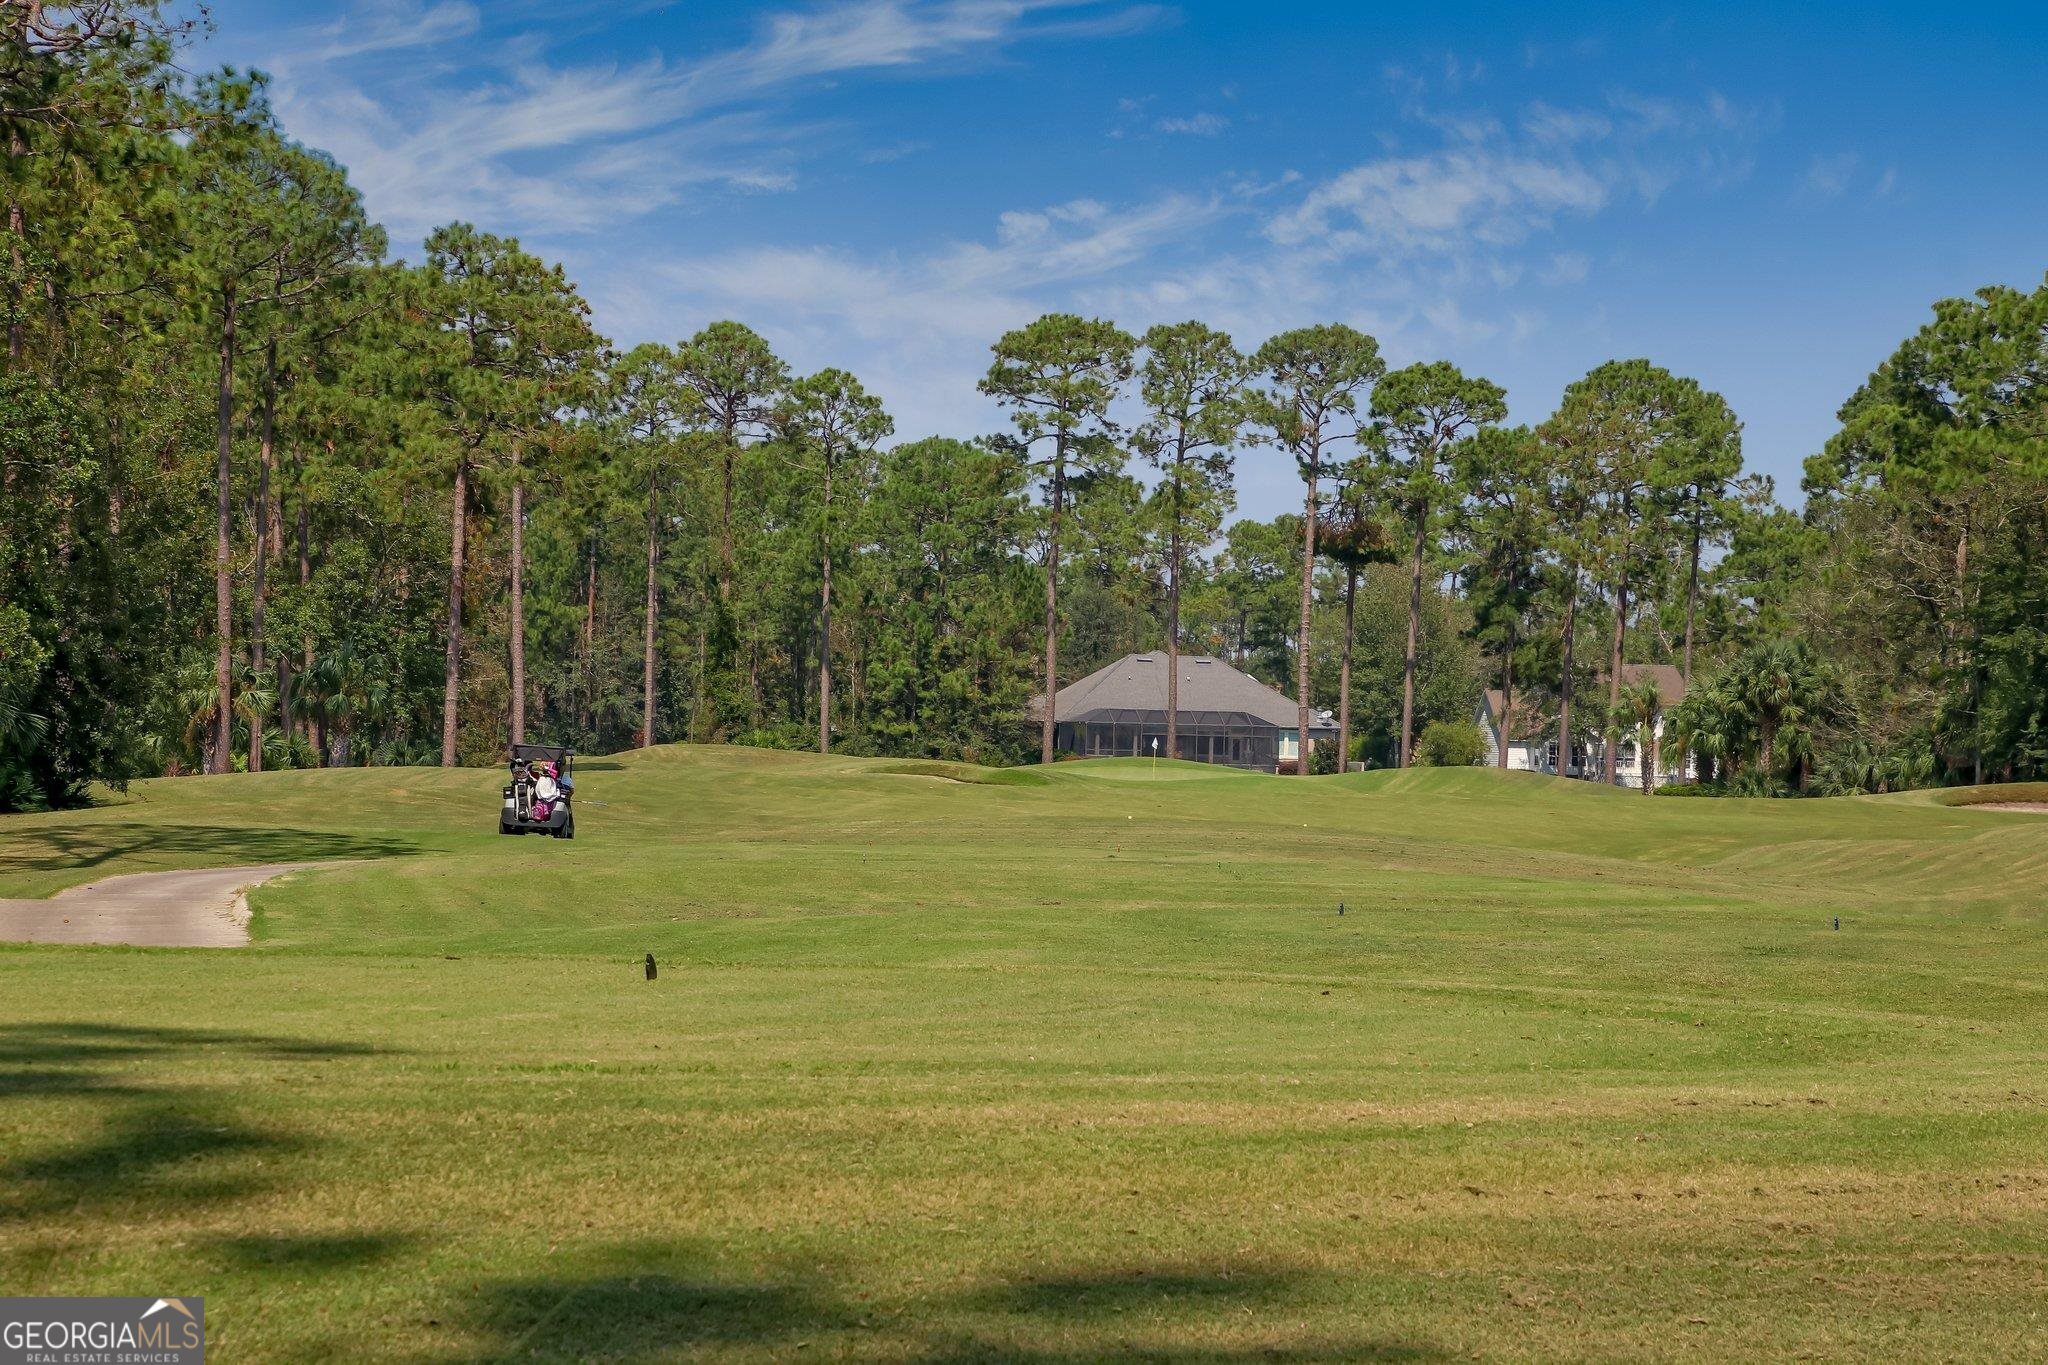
1476, 663, 1695, 788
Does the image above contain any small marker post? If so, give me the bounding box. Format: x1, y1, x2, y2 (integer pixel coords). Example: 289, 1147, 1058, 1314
1338, 901, 1345, 916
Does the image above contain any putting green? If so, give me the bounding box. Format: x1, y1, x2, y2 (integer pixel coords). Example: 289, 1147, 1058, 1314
2, 749, 2046, 1360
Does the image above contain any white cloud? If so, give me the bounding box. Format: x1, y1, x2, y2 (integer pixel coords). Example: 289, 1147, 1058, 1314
1269, 87, 1771, 259
294, 0, 480, 65
1155, 112, 1228, 135
1267, 150, 1607, 255
260, 0, 1162, 244
1520, 100, 1611, 145
1801, 151, 1859, 198
1539, 251, 1590, 286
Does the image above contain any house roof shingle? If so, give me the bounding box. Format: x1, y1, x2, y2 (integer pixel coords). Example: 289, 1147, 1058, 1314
1616, 662, 1688, 707
1044, 653, 1334, 733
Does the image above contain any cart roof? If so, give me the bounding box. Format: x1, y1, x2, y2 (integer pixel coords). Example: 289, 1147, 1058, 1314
510, 743, 575, 765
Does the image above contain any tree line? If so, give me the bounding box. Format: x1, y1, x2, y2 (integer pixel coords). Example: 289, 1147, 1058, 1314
3, 3, 2044, 809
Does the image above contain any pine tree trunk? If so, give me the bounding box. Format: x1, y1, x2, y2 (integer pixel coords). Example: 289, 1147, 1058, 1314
274, 449, 292, 761
212, 287, 237, 774
248, 338, 277, 774
1165, 458, 1182, 762
509, 447, 525, 748
819, 462, 833, 755
7, 124, 25, 372
1557, 574, 1579, 778
1498, 647, 1515, 770
1040, 449, 1066, 766
1338, 562, 1357, 771
1296, 447, 1319, 774
582, 535, 597, 733
1400, 506, 1425, 768
692, 625, 707, 743
718, 421, 736, 601
1604, 575, 1628, 785
642, 481, 659, 748
298, 470, 321, 765
1961, 522, 1982, 785
440, 458, 468, 767
1683, 502, 1702, 682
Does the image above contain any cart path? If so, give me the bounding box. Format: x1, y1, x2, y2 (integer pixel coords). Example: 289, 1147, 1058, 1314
0, 863, 335, 948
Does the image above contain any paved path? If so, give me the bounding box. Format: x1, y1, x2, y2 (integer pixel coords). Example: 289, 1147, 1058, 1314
0, 863, 329, 948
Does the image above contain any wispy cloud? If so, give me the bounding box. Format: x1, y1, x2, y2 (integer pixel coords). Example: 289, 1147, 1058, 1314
293, 0, 480, 65
1268, 150, 1607, 256
1539, 250, 1590, 286
658, 190, 1231, 341
263, 0, 1162, 244
1154, 111, 1227, 135
617, 72, 1769, 450
1801, 151, 1859, 198
1270, 87, 1771, 261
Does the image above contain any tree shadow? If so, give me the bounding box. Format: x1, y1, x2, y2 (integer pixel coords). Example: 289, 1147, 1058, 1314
0, 1021, 386, 1224
202, 1232, 416, 1272
967, 1265, 1306, 1321
0, 824, 420, 877
453, 1242, 857, 1361
932, 1263, 1445, 1362
450, 1248, 1445, 1363
0, 1021, 382, 1072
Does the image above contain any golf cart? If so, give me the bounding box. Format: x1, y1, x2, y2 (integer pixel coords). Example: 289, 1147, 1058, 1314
501, 743, 576, 838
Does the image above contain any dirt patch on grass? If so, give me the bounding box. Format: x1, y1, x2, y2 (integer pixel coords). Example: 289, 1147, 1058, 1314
0, 863, 334, 947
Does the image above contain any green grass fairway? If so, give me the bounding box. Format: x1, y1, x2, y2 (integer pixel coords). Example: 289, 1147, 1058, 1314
6, 751, 2048, 1360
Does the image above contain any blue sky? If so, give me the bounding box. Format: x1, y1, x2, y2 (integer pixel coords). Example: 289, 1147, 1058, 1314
203, 0, 2048, 520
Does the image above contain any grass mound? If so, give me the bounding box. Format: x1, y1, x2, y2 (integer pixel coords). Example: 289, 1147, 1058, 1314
1052, 756, 1254, 780
1932, 780, 2048, 808
867, 759, 1049, 786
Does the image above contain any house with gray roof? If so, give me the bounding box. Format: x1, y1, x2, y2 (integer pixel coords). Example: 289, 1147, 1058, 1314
1046, 652, 1337, 771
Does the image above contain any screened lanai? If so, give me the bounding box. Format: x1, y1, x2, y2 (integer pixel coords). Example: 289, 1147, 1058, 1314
1042, 653, 1335, 772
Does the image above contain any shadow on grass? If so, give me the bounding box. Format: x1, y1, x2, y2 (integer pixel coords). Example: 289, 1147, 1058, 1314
203, 1232, 416, 1272
0, 824, 419, 877
929, 1263, 1443, 1361
454, 1248, 1444, 1362
966, 1265, 1307, 1320
456, 1242, 857, 1360
0, 1021, 384, 1224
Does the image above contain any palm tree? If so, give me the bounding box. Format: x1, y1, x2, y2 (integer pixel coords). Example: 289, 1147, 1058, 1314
1615, 675, 1664, 794
301, 643, 391, 768
1695, 641, 1851, 793
1668, 673, 1745, 786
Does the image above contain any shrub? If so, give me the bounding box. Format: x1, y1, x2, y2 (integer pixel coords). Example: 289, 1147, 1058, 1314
1414, 720, 1486, 768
